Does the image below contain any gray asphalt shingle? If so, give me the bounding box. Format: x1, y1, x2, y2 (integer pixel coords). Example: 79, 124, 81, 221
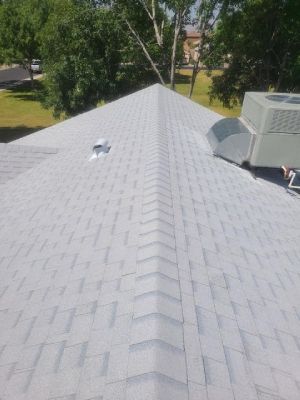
0, 84, 300, 399
0, 143, 58, 185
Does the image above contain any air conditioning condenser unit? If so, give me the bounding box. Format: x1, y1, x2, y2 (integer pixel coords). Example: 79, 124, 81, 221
207, 92, 300, 168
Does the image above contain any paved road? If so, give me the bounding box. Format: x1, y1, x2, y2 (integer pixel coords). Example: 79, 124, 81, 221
0, 66, 28, 90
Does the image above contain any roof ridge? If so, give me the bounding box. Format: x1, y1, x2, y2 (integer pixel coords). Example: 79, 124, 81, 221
1, 82, 300, 400
127, 92, 188, 398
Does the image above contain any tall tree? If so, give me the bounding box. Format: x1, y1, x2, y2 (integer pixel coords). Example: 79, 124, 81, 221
167, 0, 195, 89
207, 0, 300, 107
188, 0, 230, 98
113, 0, 194, 88
0, 0, 50, 85
113, 0, 170, 84
41, 0, 121, 117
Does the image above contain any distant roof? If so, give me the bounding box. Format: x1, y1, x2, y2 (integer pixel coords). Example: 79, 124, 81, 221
185, 31, 201, 39
1, 84, 300, 400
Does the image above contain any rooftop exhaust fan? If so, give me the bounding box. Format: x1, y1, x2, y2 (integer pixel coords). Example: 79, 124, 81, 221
89, 138, 110, 161
207, 92, 300, 168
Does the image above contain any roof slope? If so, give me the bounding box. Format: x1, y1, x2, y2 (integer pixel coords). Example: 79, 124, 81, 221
0, 84, 300, 400
0, 143, 57, 185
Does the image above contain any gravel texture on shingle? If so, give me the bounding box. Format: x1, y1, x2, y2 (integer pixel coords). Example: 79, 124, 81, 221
0, 84, 300, 400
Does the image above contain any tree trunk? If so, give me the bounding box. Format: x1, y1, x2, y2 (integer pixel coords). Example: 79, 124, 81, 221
188, 33, 205, 98
170, 12, 181, 90
24, 62, 34, 88
28, 67, 34, 88
274, 52, 288, 92
125, 19, 165, 85
189, 58, 200, 98
151, 0, 163, 47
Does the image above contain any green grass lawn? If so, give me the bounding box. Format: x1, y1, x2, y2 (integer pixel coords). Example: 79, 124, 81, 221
175, 69, 241, 117
0, 70, 240, 143
0, 81, 58, 143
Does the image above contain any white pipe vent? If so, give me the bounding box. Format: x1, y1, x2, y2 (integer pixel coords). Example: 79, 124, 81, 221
89, 138, 110, 161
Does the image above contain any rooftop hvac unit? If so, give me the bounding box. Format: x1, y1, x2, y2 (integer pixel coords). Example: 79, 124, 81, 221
207, 92, 300, 168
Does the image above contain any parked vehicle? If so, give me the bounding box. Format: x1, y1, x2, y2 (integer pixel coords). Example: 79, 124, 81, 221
30, 59, 42, 73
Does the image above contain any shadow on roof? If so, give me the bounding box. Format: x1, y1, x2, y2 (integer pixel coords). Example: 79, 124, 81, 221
254, 167, 292, 190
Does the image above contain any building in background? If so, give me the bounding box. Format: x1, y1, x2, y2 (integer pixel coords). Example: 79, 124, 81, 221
183, 31, 201, 64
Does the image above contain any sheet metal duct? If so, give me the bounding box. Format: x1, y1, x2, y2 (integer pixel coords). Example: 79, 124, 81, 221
207, 92, 300, 168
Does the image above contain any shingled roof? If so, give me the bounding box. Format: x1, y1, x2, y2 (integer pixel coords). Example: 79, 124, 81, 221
1, 84, 300, 400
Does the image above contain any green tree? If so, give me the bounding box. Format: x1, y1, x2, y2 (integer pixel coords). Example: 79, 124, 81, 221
167, 0, 196, 89
113, 0, 194, 88
113, 0, 171, 85
41, 0, 121, 117
188, 0, 231, 98
208, 0, 300, 107
0, 0, 50, 85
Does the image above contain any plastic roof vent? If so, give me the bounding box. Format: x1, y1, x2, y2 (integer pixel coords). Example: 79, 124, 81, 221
89, 138, 110, 161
